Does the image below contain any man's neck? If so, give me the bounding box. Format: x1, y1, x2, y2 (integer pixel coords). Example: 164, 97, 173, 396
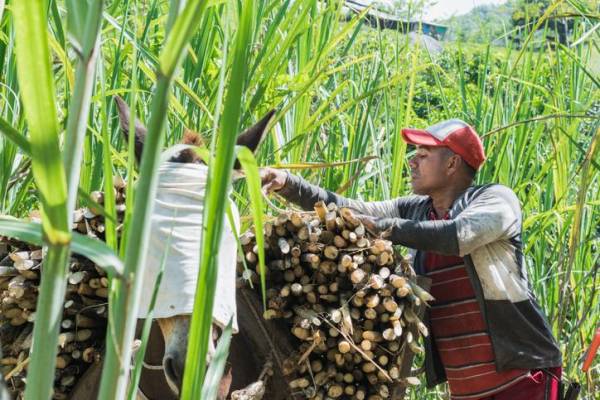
429, 184, 470, 218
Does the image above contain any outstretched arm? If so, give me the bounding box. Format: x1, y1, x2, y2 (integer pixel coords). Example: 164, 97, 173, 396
261, 168, 420, 219
366, 185, 521, 256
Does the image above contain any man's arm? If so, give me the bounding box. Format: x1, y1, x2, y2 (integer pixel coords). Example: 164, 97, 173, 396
276, 171, 419, 219
374, 185, 522, 256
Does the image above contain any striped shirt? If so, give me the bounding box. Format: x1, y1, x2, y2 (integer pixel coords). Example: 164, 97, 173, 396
425, 211, 529, 400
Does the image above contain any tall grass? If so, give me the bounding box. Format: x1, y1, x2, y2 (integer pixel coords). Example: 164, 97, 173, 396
4, 2, 124, 400
180, 0, 257, 397
0, 0, 598, 398
98, 2, 218, 398
12, 2, 96, 399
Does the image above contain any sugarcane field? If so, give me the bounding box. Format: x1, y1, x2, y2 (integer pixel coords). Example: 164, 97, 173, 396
0, 0, 599, 399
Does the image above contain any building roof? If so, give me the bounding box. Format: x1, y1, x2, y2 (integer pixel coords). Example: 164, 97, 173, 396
344, 0, 449, 30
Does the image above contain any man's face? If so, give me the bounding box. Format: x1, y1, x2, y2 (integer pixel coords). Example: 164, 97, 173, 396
408, 145, 453, 195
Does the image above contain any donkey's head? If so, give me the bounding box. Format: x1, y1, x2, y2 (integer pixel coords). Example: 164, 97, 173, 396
114, 96, 274, 397
114, 95, 274, 168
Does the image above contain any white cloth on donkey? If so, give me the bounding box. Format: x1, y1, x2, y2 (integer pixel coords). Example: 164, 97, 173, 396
137, 161, 239, 333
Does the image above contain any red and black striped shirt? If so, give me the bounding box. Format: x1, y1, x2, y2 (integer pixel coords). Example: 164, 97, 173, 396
425, 210, 529, 400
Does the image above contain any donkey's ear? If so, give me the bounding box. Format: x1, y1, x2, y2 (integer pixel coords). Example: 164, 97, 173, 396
233, 110, 275, 169
236, 110, 275, 153
114, 95, 147, 163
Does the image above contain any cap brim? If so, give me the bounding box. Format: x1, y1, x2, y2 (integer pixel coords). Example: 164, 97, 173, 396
401, 128, 442, 146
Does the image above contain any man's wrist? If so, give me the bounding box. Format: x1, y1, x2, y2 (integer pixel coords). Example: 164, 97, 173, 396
281, 170, 290, 190
276, 170, 295, 196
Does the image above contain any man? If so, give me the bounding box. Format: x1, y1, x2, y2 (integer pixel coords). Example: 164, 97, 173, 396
260, 119, 562, 400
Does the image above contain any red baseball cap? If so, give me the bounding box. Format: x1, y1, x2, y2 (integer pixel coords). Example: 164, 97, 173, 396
401, 119, 486, 170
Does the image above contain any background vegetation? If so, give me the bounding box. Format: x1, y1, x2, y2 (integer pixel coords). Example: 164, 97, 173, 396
0, 0, 598, 398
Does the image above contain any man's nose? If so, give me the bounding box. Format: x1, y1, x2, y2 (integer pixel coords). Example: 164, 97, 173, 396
408, 157, 417, 169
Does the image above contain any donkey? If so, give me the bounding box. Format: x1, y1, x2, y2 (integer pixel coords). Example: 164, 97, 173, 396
69, 97, 296, 400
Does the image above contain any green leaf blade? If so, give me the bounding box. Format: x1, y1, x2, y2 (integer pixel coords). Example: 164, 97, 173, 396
0, 217, 124, 277
235, 146, 267, 309
12, 0, 69, 242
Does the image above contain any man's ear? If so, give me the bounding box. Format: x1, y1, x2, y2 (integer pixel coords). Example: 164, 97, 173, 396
114, 95, 147, 163
233, 110, 276, 169
447, 154, 462, 175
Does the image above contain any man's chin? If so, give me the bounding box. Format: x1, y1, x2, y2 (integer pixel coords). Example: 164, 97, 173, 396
411, 183, 426, 195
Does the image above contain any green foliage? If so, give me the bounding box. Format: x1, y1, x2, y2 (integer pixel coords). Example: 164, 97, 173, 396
444, 3, 515, 43
0, 218, 123, 276
0, 0, 598, 398
181, 2, 258, 397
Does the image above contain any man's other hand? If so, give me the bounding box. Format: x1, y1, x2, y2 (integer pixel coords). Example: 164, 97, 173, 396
357, 215, 392, 239
260, 167, 288, 194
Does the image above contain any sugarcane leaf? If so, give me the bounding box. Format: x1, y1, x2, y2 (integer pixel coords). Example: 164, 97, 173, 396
77, 188, 118, 225
70, 231, 124, 278
99, 1, 216, 397
160, 0, 227, 75
181, 1, 256, 397
199, 320, 233, 400
63, 0, 104, 217
159, 1, 210, 76
12, 0, 69, 244
66, 0, 91, 52
235, 145, 266, 309
127, 216, 176, 400
12, 3, 73, 398
0, 217, 124, 278
0, 117, 31, 156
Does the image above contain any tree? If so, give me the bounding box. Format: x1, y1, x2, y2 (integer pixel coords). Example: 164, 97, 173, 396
511, 0, 550, 27
368, 0, 436, 20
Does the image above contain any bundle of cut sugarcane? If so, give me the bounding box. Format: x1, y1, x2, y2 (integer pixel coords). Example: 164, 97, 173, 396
239, 201, 433, 400
0, 178, 126, 399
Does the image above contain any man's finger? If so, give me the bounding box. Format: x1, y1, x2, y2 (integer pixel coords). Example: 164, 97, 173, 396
357, 215, 375, 228
359, 218, 379, 236
258, 170, 270, 184
263, 181, 277, 194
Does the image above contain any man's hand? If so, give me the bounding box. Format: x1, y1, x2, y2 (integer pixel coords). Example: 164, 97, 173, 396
356, 215, 392, 239
259, 167, 288, 194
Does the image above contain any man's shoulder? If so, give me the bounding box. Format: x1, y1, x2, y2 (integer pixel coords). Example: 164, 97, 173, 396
470, 183, 517, 197
467, 183, 521, 209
